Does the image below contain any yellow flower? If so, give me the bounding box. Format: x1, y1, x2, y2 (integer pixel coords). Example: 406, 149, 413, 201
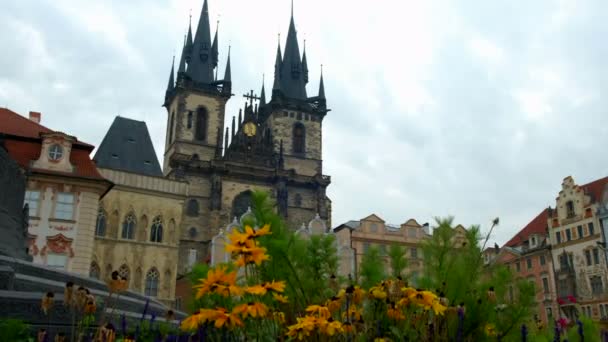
412, 290, 437, 309
264, 280, 286, 293
193, 266, 240, 298
248, 224, 272, 238
214, 308, 243, 329
326, 295, 342, 313
485, 323, 497, 336
180, 308, 221, 331
273, 293, 289, 304
342, 322, 354, 333
232, 302, 268, 319
342, 305, 362, 321
245, 284, 267, 296
227, 229, 252, 246
319, 319, 343, 336
286, 317, 316, 340
305, 305, 331, 319
232, 244, 270, 267
431, 300, 447, 316
387, 303, 405, 320
369, 286, 387, 300
401, 287, 417, 299
352, 286, 365, 304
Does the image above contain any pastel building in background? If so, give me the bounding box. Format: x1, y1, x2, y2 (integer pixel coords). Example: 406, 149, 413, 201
0, 108, 112, 275
498, 209, 558, 325
333, 214, 431, 284
547, 176, 608, 322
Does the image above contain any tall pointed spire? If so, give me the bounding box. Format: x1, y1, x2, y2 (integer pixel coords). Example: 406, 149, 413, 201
178, 34, 187, 74
302, 40, 309, 84
272, 35, 282, 91
185, 13, 194, 61
211, 20, 219, 68
231, 116, 236, 138
187, 0, 214, 84
260, 74, 267, 106
318, 64, 325, 99
166, 55, 175, 93
223, 46, 231, 82
280, 1, 307, 99
224, 127, 230, 152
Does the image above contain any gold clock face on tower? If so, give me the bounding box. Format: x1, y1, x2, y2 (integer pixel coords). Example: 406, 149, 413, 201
244, 122, 257, 137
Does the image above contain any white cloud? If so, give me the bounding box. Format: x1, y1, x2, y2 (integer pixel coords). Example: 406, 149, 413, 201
2, 0, 608, 246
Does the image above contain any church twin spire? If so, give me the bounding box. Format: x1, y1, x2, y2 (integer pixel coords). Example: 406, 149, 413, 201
165, 0, 231, 102
166, 0, 326, 109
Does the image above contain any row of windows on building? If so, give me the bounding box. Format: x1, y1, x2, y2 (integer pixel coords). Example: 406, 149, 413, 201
89, 262, 162, 297
362, 242, 419, 259
367, 223, 419, 238
557, 276, 604, 297
513, 254, 548, 272
554, 222, 596, 244
95, 209, 165, 243
578, 304, 608, 319
25, 190, 75, 220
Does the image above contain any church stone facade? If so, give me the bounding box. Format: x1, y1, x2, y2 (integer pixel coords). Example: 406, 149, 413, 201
161, 0, 332, 275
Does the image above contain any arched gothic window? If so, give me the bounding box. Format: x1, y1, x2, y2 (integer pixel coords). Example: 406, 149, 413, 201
187, 111, 193, 129
122, 213, 136, 239
186, 199, 199, 217
195, 107, 207, 141
150, 216, 163, 243
231, 191, 252, 221
118, 264, 130, 282
90, 262, 100, 279
145, 268, 160, 297
95, 208, 107, 237
293, 123, 306, 154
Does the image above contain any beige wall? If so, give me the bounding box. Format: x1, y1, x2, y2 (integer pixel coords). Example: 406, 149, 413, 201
164, 90, 228, 174
93, 168, 186, 305
344, 215, 430, 282
26, 177, 106, 275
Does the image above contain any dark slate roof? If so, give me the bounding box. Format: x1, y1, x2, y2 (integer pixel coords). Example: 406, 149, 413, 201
94, 116, 163, 177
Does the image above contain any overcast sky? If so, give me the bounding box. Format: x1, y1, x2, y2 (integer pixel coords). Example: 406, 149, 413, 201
2, 0, 607, 245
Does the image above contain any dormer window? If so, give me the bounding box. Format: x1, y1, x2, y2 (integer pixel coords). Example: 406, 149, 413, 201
566, 201, 575, 218
530, 235, 537, 248
48, 144, 64, 161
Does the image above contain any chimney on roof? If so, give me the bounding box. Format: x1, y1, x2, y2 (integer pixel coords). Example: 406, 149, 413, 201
29, 111, 41, 123
422, 222, 430, 235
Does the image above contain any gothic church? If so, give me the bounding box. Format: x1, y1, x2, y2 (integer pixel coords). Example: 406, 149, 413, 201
162, 0, 331, 274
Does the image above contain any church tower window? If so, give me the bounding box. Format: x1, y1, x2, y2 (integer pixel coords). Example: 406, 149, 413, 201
150, 216, 164, 243
187, 111, 193, 129
186, 199, 199, 217
195, 108, 208, 141
293, 123, 306, 154
231, 191, 252, 220
169, 111, 175, 142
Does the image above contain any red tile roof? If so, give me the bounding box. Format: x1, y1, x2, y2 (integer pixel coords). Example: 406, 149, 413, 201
505, 175, 608, 247
581, 176, 608, 203
504, 209, 549, 248
0, 108, 105, 180
0, 108, 93, 148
